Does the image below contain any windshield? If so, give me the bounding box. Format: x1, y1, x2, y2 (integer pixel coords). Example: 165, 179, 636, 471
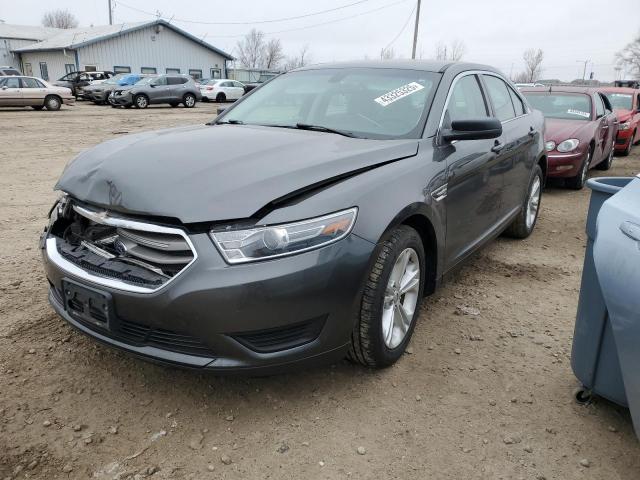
604, 93, 633, 110
523, 93, 592, 120
220, 68, 439, 139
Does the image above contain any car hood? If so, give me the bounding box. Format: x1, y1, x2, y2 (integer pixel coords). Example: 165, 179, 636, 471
614, 109, 633, 122
544, 118, 592, 142
56, 124, 419, 223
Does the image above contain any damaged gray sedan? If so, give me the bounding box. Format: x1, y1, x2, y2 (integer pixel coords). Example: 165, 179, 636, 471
41, 61, 546, 373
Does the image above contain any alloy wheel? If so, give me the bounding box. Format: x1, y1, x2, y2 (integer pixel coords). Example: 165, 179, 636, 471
382, 248, 420, 349
526, 175, 541, 230
185, 95, 195, 107
136, 96, 148, 108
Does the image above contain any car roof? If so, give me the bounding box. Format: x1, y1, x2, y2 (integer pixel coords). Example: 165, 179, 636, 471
292, 60, 503, 75
520, 86, 594, 95
597, 86, 638, 94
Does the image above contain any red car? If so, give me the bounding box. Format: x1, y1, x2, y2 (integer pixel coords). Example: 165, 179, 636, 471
521, 87, 617, 189
598, 87, 640, 156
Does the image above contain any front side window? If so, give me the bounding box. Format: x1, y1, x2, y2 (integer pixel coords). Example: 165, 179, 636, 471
2, 77, 20, 88
152, 76, 168, 86
221, 68, 440, 139
444, 75, 488, 125
523, 93, 592, 121
483, 75, 516, 121
604, 93, 633, 110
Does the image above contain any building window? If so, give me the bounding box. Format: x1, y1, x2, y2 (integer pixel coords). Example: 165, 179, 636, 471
39, 62, 49, 81
166, 68, 180, 74
84, 65, 97, 72
141, 67, 157, 74
189, 69, 202, 80
65, 64, 76, 74
210, 68, 221, 79
114, 66, 131, 74
24, 63, 33, 76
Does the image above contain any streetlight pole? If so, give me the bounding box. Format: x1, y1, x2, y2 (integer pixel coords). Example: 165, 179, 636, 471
577, 59, 589, 83
108, 0, 113, 25
411, 0, 421, 60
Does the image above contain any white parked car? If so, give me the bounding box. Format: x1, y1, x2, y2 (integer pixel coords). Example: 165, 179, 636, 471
199, 79, 245, 102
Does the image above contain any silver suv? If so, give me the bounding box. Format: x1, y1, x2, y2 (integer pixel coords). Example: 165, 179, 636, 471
109, 74, 201, 109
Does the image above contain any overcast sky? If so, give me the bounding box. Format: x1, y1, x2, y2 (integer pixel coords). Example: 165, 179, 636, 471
2, 0, 638, 81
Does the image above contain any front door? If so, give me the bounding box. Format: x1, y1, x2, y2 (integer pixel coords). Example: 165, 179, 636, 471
149, 76, 171, 103
441, 73, 504, 271
0, 77, 23, 106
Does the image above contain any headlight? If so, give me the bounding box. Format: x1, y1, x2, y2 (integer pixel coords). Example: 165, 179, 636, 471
556, 139, 580, 153
619, 121, 631, 131
545, 141, 556, 151
210, 208, 357, 264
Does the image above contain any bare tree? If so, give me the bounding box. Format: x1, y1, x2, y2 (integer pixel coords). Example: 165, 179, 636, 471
284, 45, 311, 71
380, 47, 396, 60
616, 31, 640, 79
236, 29, 265, 69
42, 9, 78, 29
263, 38, 285, 70
434, 40, 466, 61
523, 48, 544, 82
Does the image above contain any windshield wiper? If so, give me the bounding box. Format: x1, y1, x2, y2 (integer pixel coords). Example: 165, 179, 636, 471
216, 119, 244, 125
294, 123, 356, 138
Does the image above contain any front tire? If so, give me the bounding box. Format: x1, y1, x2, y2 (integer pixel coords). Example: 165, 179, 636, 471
503, 165, 543, 239
349, 225, 425, 368
134, 94, 149, 109
566, 146, 592, 190
44, 95, 61, 111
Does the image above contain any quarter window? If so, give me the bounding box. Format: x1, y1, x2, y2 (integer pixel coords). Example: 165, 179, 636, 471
445, 75, 488, 125
483, 75, 516, 122
508, 87, 526, 116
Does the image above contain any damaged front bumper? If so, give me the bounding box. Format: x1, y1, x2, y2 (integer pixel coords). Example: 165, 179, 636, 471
40, 199, 374, 374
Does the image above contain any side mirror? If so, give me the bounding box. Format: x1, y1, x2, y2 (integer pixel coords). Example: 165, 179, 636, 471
217, 107, 226, 115
149, 83, 156, 88
1, 86, 7, 90
441, 118, 503, 142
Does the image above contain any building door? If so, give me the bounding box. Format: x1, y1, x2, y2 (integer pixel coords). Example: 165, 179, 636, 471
24, 63, 33, 76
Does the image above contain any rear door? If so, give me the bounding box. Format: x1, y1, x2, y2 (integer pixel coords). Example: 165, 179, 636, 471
169, 76, 189, 99
0, 77, 23, 106
481, 74, 536, 218
441, 73, 504, 270
231, 81, 245, 100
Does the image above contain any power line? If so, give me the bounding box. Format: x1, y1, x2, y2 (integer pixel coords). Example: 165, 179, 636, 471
116, 0, 376, 25
382, 3, 416, 54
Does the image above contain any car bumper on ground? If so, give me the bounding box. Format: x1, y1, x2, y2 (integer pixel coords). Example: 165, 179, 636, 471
546, 150, 587, 178
41, 226, 375, 374
615, 129, 634, 152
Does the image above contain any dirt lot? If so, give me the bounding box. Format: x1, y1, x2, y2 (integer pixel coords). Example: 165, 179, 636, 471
1, 102, 639, 480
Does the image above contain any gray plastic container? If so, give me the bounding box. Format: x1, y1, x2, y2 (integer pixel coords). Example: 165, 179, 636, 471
571, 176, 639, 436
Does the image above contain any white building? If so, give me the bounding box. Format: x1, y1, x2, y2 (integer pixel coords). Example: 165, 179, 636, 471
0, 24, 60, 70
1, 20, 233, 82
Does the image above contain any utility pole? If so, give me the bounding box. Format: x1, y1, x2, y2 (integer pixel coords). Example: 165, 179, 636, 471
411, 0, 421, 60
108, 0, 113, 25
577, 59, 589, 83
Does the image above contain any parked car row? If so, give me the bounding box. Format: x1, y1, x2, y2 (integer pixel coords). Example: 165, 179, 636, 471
519, 85, 640, 189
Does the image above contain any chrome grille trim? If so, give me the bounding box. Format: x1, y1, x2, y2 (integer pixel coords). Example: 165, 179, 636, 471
46, 205, 198, 294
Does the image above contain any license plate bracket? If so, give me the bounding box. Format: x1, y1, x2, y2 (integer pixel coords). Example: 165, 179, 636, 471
62, 279, 113, 330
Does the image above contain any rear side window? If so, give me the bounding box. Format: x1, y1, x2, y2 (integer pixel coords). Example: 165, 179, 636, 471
445, 75, 488, 124
168, 77, 188, 85
483, 75, 516, 121
508, 87, 526, 116
22, 78, 43, 88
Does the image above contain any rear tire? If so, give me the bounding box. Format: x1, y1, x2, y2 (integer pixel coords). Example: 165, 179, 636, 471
134, 94, 149, 109
348, 225, 425, 368
44, 95, 61, 111
183, 93, 196, 108
216, 92, 226, 103
503, 164, 543, 239
566, 146, 592, 190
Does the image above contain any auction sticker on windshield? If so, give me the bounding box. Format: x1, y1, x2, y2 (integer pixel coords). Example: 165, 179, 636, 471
567, 109, 590, 118
375, 82, 425, 107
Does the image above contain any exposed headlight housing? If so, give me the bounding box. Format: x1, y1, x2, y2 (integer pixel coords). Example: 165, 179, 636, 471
545, 141, 556, 152
210, 208, 357, 264
556, 139, 580, 153
619, 121, 631, 131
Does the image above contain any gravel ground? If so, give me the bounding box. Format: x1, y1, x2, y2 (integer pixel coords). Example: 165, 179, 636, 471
1, 102, 639, 480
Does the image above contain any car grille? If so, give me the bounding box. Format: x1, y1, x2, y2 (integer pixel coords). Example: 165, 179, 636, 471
231, 316, 326, 353
51, 203, 195, 291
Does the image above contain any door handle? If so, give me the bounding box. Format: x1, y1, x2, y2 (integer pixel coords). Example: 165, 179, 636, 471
620, 221, 640, 242
528, 126, 536, 137
491, 141, 505, 153
602, 124, 609, 129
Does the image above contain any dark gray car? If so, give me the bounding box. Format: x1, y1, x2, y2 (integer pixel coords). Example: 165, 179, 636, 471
41, 61, 546, 373
109, 74, 201, 108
